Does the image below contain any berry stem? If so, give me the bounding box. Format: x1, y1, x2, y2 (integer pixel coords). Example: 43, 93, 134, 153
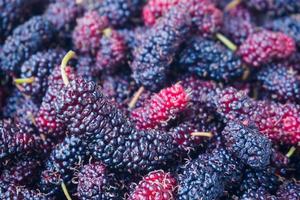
14, 77, 35, 84
128, 86, 145, 109
61, 51, 76, 86
61, 182, 72, 200
191, 132, 213, 138
216, 33, 237, 52
103, 28, 112, 37
225, 0, 241, 11
286, 146, 296, 158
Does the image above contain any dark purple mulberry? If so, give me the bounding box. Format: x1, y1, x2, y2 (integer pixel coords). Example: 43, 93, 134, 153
240, 187, 277, 200
266, 15, 300, 47
0, 120, 35, 160
77, 162, 119, 200
240, 168, 279, 194
276, 181, 300, 200
179, 37, 244, 82
97, 0, 143, 27
39, 135, 88, 195
0, 0, 44, 43
0, 16, 55, 74
131, 4, 191, 91
18, 49, 65, 101
95, 29, 127, 74
76, 54, 95, 81
54, 78, 178, 173
222, 5, 255, 45
257, 64, 300, 103
222, 121, 272, 169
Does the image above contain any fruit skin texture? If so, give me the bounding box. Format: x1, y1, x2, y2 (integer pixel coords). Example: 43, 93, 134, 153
0, 120, 35, 160
221, 121, 272, 169
128, 170, 177, 200
0, 181, 51, 200
39, 135, 88, 195
131, 84, 189, 130
143, 0, 223, 35
36, 65, 76, 138
0, 16, 55, 75
240, 168, 279, 194
179, 37, 244, 82
131, 4, 191, 91
178, 157, 224, 200
0, 0, 43, 43
77, 162, 119, 200
97, 0, 143, 27
276, 181, 300, 200
19, 49, 65, 101
72, 11, 108, 54
0, 156, 42, 186
95, 30, 127, 74
222, 4, 255, 45
238, 30, 296, 67
257, 64, 300, 103
266, 15, 300, 46
54, 78, 178, 173
245, 0, 300, 16
240, 187, 277, 200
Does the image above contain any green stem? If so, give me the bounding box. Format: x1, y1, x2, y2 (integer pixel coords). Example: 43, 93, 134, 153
61, 51, 76, 86
286, 146, 296, 158
216, 33, 238, 52
61, 182, 72, 200
14, 77, 35, 84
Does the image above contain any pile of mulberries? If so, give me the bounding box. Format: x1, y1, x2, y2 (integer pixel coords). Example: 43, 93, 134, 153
0, 1, 300, 199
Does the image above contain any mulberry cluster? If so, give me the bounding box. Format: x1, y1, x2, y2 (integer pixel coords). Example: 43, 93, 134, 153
0, 0, 44, 43
0, 16, 55, 74
179, 37, 244, 82
54, 78, 178, 173
131, 5, 191, 91
238, 30, 296, 67
131, 84, 189, 130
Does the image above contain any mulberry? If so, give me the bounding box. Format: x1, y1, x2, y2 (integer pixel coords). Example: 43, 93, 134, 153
0, 120, 35, 160
266, 15, 300, 47
238, 30, 296, 67
0, 0, 44, 43
131, 5, 191, 91
257, 64, 300, 103
36, 65, 76, 138
72, 11, 108, 54
179, 37, 244, 82
95, 29, 127, 74
128, 170, 177, 200
222, 4, 255, 45
54, 77, 178, 173
97, 0, 143, 27
18, 49, 65, 101
39, 135, 88, 195
276, 181, 300, 200
0, 16, 55, 74
222, 121, 272, 169
77, 162, 119, 200
131, 84, 189, 130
